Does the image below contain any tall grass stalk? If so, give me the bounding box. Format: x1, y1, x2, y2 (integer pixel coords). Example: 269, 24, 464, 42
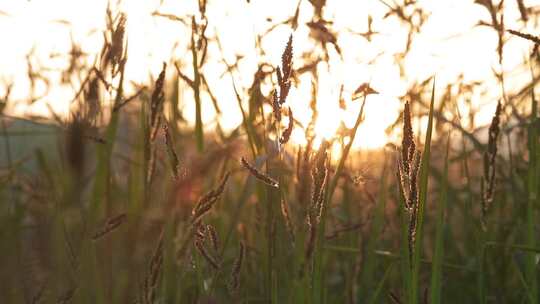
359, 152, 388, 300
526, 90, 538, 303
409, 79, 436, 303
313, 94, 368, 303
430, 135, 449, 304
191, 19, 204, 153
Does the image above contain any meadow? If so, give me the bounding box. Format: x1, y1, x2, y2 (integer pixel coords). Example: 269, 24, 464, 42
1, 0, 540, 303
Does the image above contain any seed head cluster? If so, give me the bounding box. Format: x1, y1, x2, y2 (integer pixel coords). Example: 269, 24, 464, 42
273, 35, 295, 145
481, 101, 502, 220
398, 101, 422, 266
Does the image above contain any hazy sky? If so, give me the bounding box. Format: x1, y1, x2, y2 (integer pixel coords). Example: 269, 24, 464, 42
0, 0, 538, 148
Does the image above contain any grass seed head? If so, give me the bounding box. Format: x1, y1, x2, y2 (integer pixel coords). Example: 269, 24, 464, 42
240, 157, 279, 188
138, 229, 164, 304
352, 82, 378, 100
401, 101, 415, 175
191, 172, 230, 224
150, 63, 167, 141
508, 29, 540, 45
397, 102, 422, 267
280, 199, 295, 244
482, 100, 502, 219
206, 224, 220, 252
92, 213, 127, 241
279, 107, 294, 144
281, 35, 293, 82
194, 238, 220, 270
229, 241, 245, 295
163, 122, 180, 180
272, 90, 281, 122
104, 10, 127, 75
305, 141, 329, 261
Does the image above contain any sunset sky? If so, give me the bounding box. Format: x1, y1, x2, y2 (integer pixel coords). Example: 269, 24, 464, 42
0, 0, 538, 148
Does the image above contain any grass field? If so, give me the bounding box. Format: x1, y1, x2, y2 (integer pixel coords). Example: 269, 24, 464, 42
1, 0, 540, 303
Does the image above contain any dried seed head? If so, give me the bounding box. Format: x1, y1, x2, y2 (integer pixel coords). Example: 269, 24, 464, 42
280, 199, 295, 244
106, 12, 127, 74
139, 229, 164, 304
401, 101, 415, 175
228, 241, 245, 295
150, 63, 167, 141
272, 90, 281, 122
310, 141, 330, 212
191, 172, 230, 224
274, 35, 294, 107
508, 29, 540, 45
278, 81, 291, 106
315, 164, 328, 223
240, 157, 279, 188
194, 238, 220, 270
92, 213, 127, 241
305, 141, 329, 262
482, 100, 502, 219
352, 83, 378, 100
305, 220, 317, 261
111, 15, 126, 54
311, 142, 329, 221
194, 222, 206, 242
281, 35, 293, 81
280, 107, 294, 145
406, 150, 421, 210
297, 143, 313, 206
397, 162, 409, 205
163, 123, 180, 180
397, 101, 423, 268
276, 67, 283, 89
487, 101, 501, 156
206, 224, 220, 252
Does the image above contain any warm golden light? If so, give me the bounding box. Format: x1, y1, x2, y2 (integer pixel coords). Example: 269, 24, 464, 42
1, 0, 538, 149
2, 1, 540, 302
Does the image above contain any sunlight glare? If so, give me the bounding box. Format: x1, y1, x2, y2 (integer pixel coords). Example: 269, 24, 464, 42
1, 0, 538, 150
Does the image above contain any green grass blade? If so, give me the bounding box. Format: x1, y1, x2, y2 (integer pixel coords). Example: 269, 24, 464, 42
526, 90, 538, 303
512, 257, 534, 301
367, 262, 395, 304
430, 135, 449, 304
359, 153, 388, 299
484, 241, 540, 254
